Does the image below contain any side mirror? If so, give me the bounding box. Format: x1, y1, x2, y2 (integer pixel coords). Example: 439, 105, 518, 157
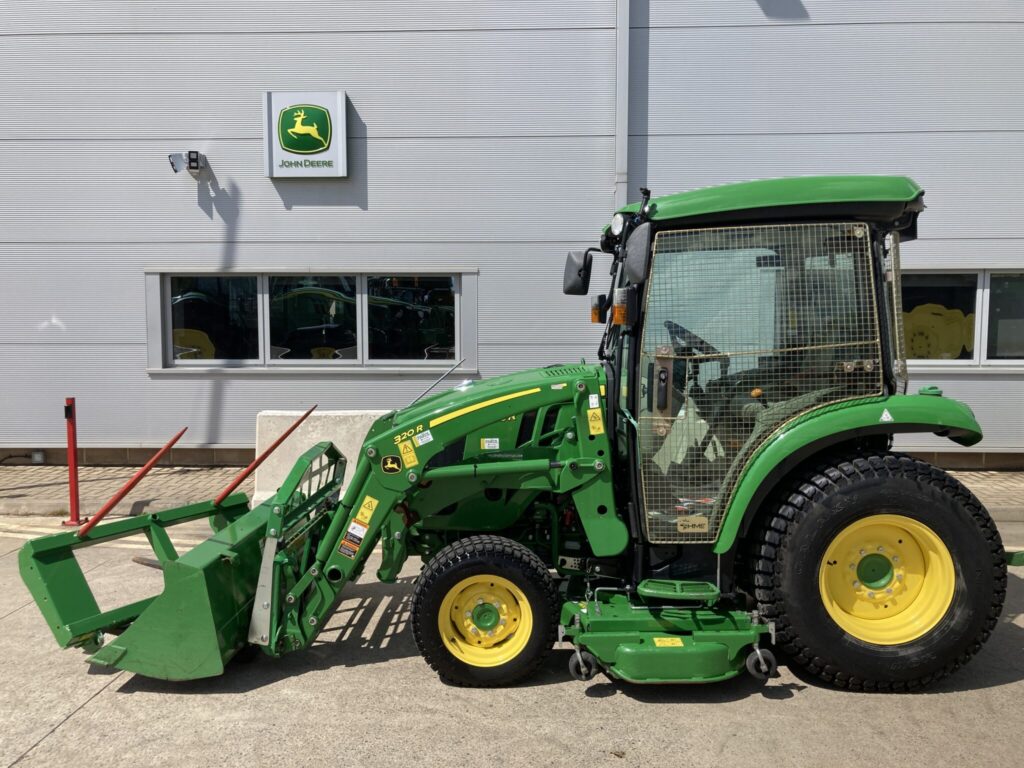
623, 222, 652, 285
562, 250, 593, 295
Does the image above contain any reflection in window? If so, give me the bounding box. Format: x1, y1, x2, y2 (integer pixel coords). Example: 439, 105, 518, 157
901, 274, 976, 360
169, 276, 258, 360
987, 274, 1024, 360
269, 276, 357, 360
367, 276, 456, 360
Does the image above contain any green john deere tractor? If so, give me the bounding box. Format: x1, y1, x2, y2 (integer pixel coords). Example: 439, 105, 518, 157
21, 176, 1019, 689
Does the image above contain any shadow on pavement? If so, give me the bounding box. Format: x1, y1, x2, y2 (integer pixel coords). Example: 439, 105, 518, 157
783, 569, 1024, 695
115, 568, 1024, 698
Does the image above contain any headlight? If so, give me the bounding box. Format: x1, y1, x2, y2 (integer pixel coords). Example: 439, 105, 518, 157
610, 213, 626, 236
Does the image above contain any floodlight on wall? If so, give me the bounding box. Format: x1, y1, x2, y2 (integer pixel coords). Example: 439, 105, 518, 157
168, 151, 207, 177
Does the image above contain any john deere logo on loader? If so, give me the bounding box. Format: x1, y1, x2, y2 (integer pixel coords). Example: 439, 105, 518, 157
278, 105, 331, 154
381, 455, 401, 474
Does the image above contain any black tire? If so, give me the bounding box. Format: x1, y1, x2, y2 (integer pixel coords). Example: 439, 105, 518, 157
412, 535, 559, 687
750, 452, 1006, 691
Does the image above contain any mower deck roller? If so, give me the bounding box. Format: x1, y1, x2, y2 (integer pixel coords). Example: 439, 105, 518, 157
19, 442, 346, 680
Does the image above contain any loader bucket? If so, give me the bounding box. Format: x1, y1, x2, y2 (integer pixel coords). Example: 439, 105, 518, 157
19, 495, 259, 679
19, 442, 346, 680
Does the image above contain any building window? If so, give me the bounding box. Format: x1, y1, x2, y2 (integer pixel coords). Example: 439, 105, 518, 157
986, 273, 1024, 361
169, 275, 259, 361
150, 271, 476, 371
269, 275, 358, 361
901, 273, 979, 361
367, 275, 456, 360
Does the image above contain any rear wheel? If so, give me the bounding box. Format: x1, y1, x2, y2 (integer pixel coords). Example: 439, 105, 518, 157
412, 535, 558, 687
751, 452, 1006, 691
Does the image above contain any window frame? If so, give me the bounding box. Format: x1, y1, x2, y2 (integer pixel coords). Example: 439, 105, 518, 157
980, 271, 1024, 366
162, 272, 265, 367
901, 269, 983, 368
147, 268, 476, 373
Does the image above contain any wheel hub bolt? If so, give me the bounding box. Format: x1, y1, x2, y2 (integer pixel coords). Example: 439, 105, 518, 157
892, 556, 899, 563
477, 598, 484, 605
859, 549, 866, 556
852, 580, 860, 588
465, 611, 471, 618
877, 546, 884, 552
868, 591, 875, 598
886, 588, 894, 594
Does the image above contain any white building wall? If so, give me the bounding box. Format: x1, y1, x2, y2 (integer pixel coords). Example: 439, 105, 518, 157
628, 0, 1024, 453
0, 2, 615, 448
1, 1, 1022, 453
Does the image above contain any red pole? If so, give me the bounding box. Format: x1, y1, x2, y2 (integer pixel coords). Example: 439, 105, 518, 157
213, 404, 317, 506
62, 398, 85, 527
76, 427, 188, 538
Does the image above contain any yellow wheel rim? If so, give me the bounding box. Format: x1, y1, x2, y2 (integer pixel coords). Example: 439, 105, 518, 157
437, 575, 533, 667
818, 514, 955, 645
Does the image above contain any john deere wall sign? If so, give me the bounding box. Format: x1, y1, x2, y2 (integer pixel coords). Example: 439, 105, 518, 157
264, 90, 346, 178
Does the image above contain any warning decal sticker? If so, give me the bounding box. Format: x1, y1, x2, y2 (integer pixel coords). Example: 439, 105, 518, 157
398, 440, 419, 468
355, 495, 378, 526
338, 519, 368, 559
653, 637, 684, 647
586, 407, 605, 436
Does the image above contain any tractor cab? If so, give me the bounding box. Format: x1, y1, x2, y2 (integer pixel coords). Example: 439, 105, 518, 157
567, 176, 924, 547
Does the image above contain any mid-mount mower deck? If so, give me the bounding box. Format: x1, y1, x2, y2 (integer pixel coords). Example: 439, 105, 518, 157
20, 176, 1019, 689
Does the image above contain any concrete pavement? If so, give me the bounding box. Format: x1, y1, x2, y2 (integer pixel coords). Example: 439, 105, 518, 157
0, 520, 1022, 767
0, 465, 254, 517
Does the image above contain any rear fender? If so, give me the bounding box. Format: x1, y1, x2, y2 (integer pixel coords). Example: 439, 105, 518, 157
713, 394, 982, 554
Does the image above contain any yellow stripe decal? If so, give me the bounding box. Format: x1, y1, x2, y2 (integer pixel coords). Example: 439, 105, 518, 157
429, 388, 541, 428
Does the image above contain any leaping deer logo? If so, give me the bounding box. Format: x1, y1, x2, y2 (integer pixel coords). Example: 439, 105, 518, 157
278, 104, 332, 154
381, 456, 401, 473
287, 109, 328, 149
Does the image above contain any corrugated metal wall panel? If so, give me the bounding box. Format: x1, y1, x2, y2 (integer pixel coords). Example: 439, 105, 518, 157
896, 373, 1024, 452
0, 31, 614, 139
0, 3, 618, 448
630, 24, 1024, 135
629, 132, 1023, 241
629, 3, 1024, 451
0, 138, 615, 243
3, 2, 615, 35
901, 240, 1024, 271
635, 0, 1024, 28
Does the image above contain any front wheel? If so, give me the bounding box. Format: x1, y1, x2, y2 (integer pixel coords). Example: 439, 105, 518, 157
751, 452, 1006, 691
412, 535, 559, 687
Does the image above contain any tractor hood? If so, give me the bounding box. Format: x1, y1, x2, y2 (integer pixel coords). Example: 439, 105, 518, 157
374, 363, 604, 440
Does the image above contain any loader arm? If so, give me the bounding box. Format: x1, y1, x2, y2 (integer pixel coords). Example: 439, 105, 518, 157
261, 364, 628, 658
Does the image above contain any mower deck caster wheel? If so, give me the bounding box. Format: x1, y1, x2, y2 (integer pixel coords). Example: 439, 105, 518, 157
745, 648, 777, 681
569, 650, 599, 681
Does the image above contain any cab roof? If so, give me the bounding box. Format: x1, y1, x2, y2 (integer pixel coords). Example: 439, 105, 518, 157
616, 175, 924, 234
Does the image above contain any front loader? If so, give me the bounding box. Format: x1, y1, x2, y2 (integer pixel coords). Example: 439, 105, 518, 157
21, 176, 1020, 689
